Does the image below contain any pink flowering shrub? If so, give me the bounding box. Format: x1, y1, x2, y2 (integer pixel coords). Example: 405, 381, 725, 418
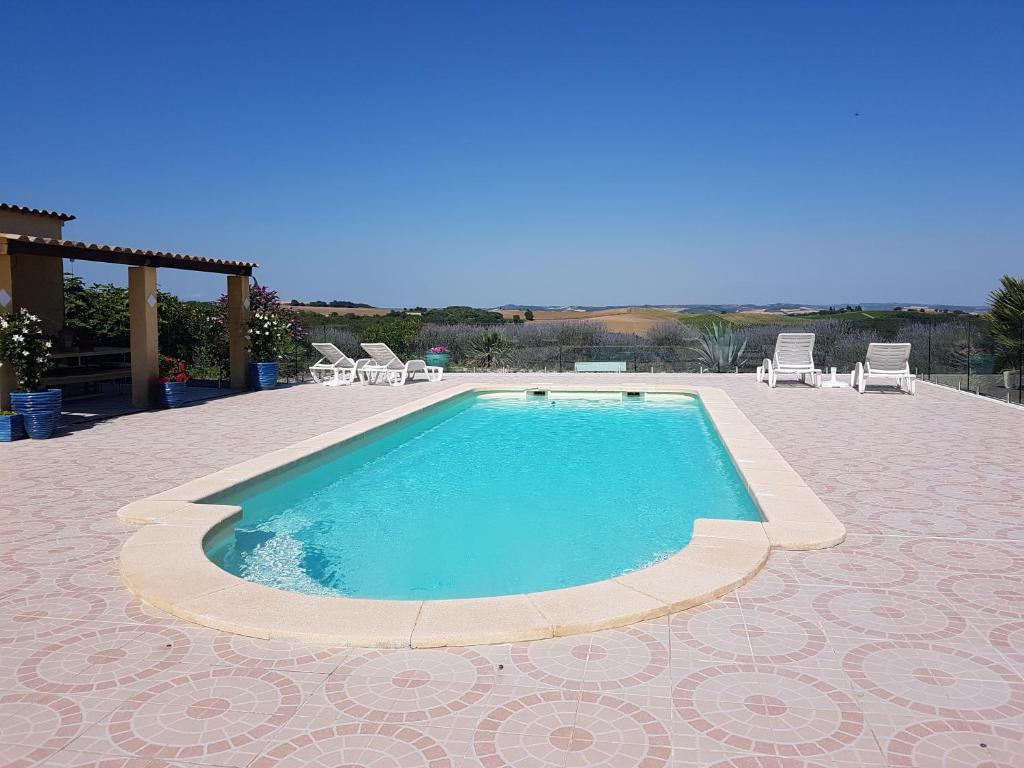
213, 284, 308, 362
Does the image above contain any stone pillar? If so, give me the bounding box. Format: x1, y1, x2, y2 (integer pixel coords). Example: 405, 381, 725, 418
226, 275, 250, 389
0, 240, 14, 409
128, 266, 159, 408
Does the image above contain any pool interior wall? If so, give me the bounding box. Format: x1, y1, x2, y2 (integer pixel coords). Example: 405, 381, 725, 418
204, 390, 763, 600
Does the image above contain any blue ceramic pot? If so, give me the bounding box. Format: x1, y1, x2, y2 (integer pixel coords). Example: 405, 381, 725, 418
248, 361, 279, 390
158, 380, 188, 408
0, 413, 24, 441
425, 352, 450, 368
10, 389, 62, 439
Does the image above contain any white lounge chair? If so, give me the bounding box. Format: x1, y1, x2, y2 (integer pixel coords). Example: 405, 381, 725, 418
854, 343, 916, 395
359, 343, 443, 385
757, 333, 821, 388
308, 343, 368, 386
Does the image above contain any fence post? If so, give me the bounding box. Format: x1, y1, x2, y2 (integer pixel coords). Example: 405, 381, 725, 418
558, 345, 563, 373
927, 318, 932, 381
1018, 317, 1023, 405
966, 319, 972, 392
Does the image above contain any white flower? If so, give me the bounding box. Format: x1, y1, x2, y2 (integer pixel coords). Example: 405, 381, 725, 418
44, 341, 52, 348
22, 350, 29, 356
12, 334, 23, 342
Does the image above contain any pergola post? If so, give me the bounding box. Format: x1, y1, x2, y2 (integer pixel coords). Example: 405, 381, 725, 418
226, 275, 250, 389
0, 241, 14, 409
128, 266, 159, 408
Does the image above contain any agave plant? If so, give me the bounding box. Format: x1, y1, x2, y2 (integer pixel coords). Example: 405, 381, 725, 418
692, 321, 748, 372
466, 332, 516, 369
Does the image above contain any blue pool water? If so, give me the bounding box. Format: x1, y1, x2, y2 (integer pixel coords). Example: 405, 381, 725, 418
205, 392, 761, 599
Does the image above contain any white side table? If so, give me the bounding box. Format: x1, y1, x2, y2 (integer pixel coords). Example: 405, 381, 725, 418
819, 367, 850, 388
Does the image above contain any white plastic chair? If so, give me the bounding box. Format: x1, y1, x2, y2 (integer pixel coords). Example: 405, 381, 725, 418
757, 333, 821, 388
854, 343, 916, 395
308, 343, 368, 386
359, 343, 443, 385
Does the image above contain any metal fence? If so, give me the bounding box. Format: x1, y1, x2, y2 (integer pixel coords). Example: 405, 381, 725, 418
912, 316, 1023, 405
284, 316, 1024, 407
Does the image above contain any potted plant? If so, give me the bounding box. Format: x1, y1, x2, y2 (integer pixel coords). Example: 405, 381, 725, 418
247, 310, 288, 390
425, 345, 450, 368
0, 309, 60, 439
0, 410, 24, 442
156, 356, 189, 408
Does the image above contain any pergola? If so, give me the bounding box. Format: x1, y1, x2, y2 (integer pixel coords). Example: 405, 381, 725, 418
0, 204, 256, 410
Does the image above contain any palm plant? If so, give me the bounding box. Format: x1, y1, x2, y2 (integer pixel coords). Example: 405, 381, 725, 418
986, 275, 1024, 369
466, 332, 515, 369
692, 321, 748, 372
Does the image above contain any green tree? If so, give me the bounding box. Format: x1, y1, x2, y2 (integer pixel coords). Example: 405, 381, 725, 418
358, 315, 422, 355
157, 294, 221, 363
986, 275, 1024, 368
524, 309, 534, 321
63, 275, 130, 347
420, 306, 505, 324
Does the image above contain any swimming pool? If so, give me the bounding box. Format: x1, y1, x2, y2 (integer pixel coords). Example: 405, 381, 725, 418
204, 391, 761, 600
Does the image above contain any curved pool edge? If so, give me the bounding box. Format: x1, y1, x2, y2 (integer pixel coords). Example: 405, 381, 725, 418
117, 383, 846, 647
120, 510, 770, 647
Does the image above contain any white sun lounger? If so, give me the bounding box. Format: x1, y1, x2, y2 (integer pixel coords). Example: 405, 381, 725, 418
359, 343, 443, 385
854, 343, 916, 395
308, 343, 369, 386
757, 333, 821, 387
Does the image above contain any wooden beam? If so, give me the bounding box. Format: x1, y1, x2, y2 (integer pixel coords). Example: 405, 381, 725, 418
226, 275, 250, 389
6, 238, 254, 276
128, 266, 159, 408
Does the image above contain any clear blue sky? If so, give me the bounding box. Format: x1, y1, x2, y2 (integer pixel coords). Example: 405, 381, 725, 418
3, 1, 1020, 307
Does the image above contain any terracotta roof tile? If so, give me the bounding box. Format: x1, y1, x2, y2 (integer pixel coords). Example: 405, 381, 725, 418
0, 203, 76, 221
1, 233, 258, 269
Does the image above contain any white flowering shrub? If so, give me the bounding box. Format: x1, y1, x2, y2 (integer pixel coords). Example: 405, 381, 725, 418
247, 310, 290, 361
0, 309, 53, 391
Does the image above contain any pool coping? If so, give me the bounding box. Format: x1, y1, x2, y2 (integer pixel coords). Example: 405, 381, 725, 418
117, 383, 845, 647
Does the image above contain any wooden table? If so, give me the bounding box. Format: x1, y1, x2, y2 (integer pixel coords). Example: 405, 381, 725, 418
44, 347, 132, 393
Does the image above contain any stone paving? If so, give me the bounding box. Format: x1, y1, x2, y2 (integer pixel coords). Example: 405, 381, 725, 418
1, 373, 1022, 767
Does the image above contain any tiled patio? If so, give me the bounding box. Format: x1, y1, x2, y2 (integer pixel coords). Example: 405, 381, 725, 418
2, 373, 1022, 767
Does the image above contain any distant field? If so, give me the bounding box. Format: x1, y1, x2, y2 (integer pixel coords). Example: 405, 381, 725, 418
292, 305, 391, 317
677, 309, 964, 330
292, 304, 964, 335
496, 307, 684, 334
678, 312, 807, 328
499, 306, 966, 335
492, 306, 955, 334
